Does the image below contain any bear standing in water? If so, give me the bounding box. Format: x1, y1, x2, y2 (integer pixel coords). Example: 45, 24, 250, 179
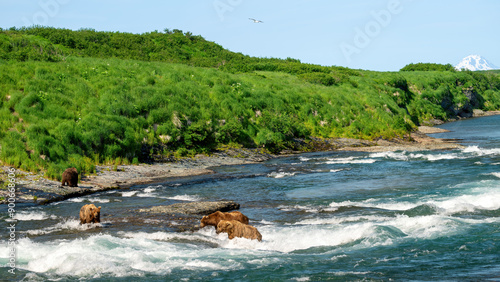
80, 204, 101, 224
216, 220, 262, 241
200, 211, 249, 229
61, 167, 78, 187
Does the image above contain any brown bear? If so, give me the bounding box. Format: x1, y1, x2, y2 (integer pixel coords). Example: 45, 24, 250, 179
200, 211, 249, 229
216, 220, 262, 242
61, 167, 78, 187
79, 204, 101, 224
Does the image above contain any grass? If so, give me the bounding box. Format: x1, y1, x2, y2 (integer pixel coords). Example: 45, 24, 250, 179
0, 27, 500, 179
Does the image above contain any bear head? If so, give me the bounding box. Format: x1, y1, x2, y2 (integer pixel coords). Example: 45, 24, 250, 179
216, 220, 233, 234
92, 206, 101, 222
200, 211, 224, 228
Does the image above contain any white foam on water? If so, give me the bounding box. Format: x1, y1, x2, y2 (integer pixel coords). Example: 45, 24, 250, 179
67, 197, 110, 203
429, 189, 500, 214
299, 156, 311, 162
129, 211, 478, 256
166, 194, 202, 201
370, 150, 465, 162
121, 191, 138, 197
278, 204, 322, 213
490, 172, 500, 178
424, 153, 462, 161
325, 156, 376, 164
23, 218, 102, 236
370, 151, 410, 161
5, 208, 490, 279
463, 146, 500, 156
291, 276, 311, 281
267, 171, 296, 178
295, 215, 393, 226
211, 222, 376, 253
2, 233, 243, 279
330, 254, 348, 262
295, 214, 464, 248
328, 199, 417, 212
137, 187, 158, 197
326, 180, 500, 215
258, 219, 275, 225
143, 187, 157, 193
13, 210, 57, 221
330, 271, 372, 276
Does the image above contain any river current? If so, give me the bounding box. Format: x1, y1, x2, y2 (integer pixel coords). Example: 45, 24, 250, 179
1, 115, 500, 281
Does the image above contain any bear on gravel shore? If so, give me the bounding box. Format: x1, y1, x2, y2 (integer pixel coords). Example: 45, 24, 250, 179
80, 204, 101, 224
200, 211, 249, 229
61, 167, 78, 187
216, 220, 262, 241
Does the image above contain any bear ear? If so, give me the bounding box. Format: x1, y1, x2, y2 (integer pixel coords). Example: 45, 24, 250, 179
226, 221, 233, 228
97, 206, 101, 211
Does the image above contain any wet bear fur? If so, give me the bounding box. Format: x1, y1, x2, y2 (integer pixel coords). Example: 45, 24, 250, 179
200, 211, 249, 229
80, 204, 101, 224
216, 220, 262, 242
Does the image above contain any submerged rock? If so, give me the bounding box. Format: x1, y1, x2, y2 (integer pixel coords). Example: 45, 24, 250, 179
138, 201, 240, 215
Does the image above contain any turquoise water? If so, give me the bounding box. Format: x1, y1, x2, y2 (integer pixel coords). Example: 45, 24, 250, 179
2, 115, 500, 281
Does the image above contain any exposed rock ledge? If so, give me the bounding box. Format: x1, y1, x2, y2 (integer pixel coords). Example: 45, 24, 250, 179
138, 201, 240, 215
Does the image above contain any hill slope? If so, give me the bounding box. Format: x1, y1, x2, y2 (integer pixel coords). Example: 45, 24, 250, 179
1, 27, 500, 179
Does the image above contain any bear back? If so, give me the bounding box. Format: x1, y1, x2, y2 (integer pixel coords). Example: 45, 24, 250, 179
200, 211, 249, 228
216, 220, 262, 241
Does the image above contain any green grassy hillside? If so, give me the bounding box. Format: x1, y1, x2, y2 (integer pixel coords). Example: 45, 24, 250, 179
1, 27, 500, 179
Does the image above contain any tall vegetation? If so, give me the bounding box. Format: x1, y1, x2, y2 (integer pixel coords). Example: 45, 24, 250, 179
400, 63, 456, 72
1, 27, 500, 179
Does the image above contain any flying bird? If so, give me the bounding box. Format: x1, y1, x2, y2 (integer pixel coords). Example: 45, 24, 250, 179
249, 18, 263, 23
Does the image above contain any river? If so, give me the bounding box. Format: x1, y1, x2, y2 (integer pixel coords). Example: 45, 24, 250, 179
1, 115, 500, 281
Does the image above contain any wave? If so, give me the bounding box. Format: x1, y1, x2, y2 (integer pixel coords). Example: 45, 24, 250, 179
370, 151, 463, 162
213, 213, 471, 253
137, 187, 158, 197
463, 146, 500, 156
2, 209, 492, 279
166, 194, 202, 201
13, 211, 57, 221
0, 233, 246, 279
370, 146, 500, 163
325, 157, 376, 164
22, 218, 102, 236
299, 156, 311, 162
121, 191, 138, 197
267, 171, 296, 178
67, 197, 111, 203
331, 182, 500, 216
490, 172, 500, 178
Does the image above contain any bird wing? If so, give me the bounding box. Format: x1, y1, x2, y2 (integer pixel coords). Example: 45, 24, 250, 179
249, 18, 263, 23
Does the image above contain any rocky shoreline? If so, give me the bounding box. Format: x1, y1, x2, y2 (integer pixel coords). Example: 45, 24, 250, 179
0, 125, 475, 205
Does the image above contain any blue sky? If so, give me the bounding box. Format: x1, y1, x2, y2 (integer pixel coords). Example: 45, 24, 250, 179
1, 0, 498, 71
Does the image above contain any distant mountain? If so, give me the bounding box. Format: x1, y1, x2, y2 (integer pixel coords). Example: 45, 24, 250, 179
455, 55, 498, 71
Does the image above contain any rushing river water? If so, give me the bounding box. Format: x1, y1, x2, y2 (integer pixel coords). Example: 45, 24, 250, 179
2, 115, 500, 281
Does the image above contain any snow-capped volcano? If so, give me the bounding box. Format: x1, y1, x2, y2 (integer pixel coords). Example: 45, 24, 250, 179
455, 55, 498, 71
